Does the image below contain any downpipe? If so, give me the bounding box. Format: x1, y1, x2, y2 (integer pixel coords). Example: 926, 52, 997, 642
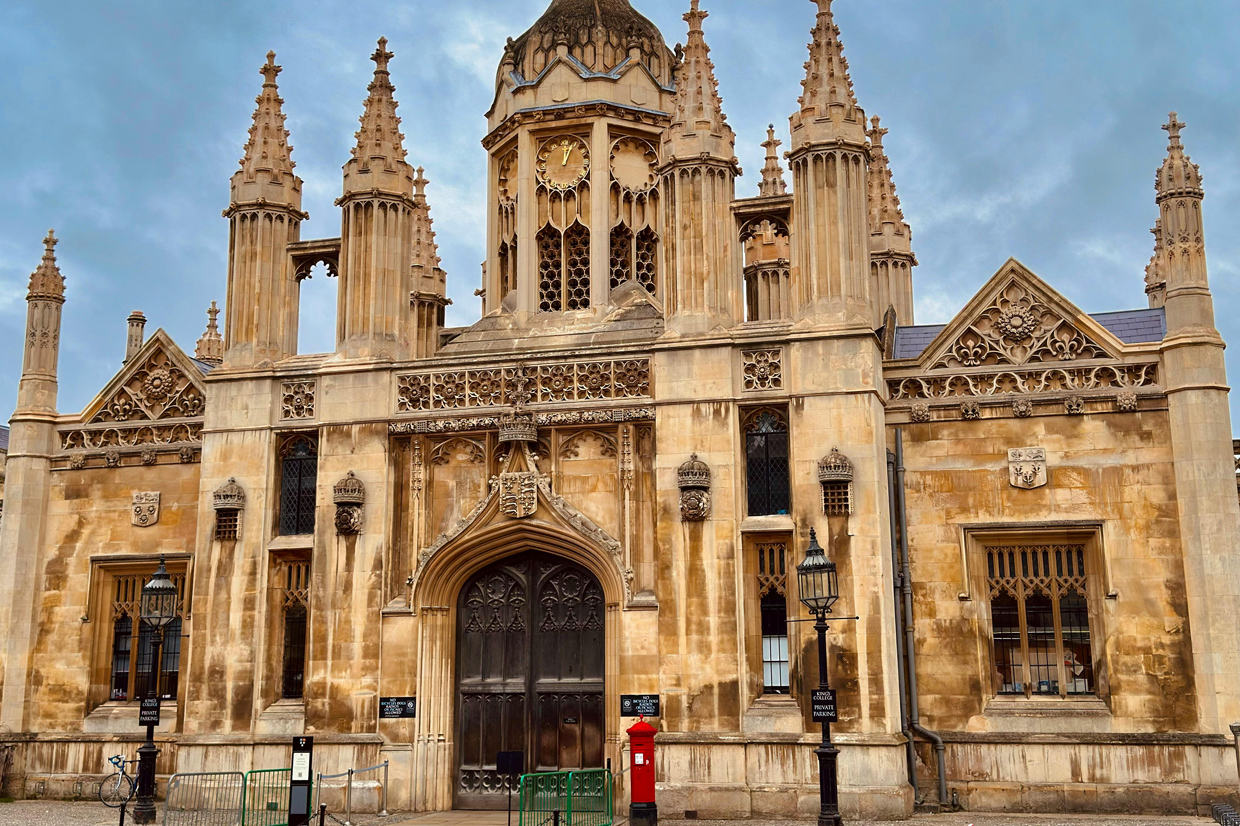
895, 429, 949, 809
886, 449, 918, 799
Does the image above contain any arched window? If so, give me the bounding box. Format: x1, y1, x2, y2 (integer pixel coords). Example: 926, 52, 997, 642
107, 570, 185, 702
744, 409, 790, 516
279, 434, 319, 536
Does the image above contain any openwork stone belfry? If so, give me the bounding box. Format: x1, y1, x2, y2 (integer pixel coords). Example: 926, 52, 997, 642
1, 2, 1239, 822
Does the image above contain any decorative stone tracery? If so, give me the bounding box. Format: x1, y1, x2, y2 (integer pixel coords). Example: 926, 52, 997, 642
397, 360, 651, 412
283, 381, 316, 420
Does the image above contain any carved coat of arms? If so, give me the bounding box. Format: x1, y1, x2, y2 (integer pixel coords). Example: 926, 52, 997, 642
499, 472, 539, 519
1008, 448, 1047, 490
132, 492, 161, 527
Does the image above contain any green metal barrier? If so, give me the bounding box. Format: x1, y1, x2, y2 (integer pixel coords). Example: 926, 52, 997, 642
518, 769, 613, 826
240, 768, 303, 826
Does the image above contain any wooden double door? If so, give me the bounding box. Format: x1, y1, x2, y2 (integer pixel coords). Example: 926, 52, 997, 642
455, 553, 606, 810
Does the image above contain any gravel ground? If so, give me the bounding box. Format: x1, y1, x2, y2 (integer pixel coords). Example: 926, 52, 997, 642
0, 801, 1216, 826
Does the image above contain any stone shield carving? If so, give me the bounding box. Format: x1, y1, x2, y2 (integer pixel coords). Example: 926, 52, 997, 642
1008, 448, 1047, 490
499, 472, 540, 519
132, 492, 161, 527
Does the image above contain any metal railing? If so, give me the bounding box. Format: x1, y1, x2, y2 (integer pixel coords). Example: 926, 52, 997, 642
315, 760, 388, 826
163, 772, 246, 826
241, 768, 295, 826
518, 768, 613, 826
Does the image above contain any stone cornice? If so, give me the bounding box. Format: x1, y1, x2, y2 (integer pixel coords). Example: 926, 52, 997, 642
482, 100, 671, 151
222, 200, 309, 221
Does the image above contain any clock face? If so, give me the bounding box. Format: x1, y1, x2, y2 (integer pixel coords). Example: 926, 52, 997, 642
538, 136, 590, 191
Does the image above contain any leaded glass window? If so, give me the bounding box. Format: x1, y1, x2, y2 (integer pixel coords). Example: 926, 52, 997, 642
279, 435, 318, 536
744, 409, 790, 517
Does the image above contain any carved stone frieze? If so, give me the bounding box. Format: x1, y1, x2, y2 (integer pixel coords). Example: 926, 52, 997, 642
132, 492, 160, 527
932, 281, 1110, 369
396, 359, 651, 412
1008, 448, 1047, 490
283, 380, 316, 420
742, 349, 783, 391
61, 421, 205, 452
388, 407, 655, 435
91, 348, 205, 424
888, 363, 1158, 401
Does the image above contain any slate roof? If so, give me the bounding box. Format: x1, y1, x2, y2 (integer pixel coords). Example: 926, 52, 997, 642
890, 308, 1166, 360
0, 425, 9, 452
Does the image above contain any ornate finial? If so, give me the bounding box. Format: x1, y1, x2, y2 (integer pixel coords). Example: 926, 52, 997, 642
868, 115, 888, 148
237, 50, 296, 182
1163, 111, 1186, 146
260, 51, 281, 85
28, 229, 65, 302
685, 0, 708, 34
414, 167, 428, 198
759, 124, 788, 197
195, 300, 225, 366
411, 167, 444, 276
867, 114, 907, 227
373, 37, 393, 73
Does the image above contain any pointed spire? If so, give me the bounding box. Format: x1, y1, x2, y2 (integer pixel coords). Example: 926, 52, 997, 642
1156, 111, 1203, 201
28, 230, 65, 302
195, 301, 224, 366
665, 0, 736, 163
758, 125, 788, 197
790, 0, 866, 149
867, 116, 906, 228
1144, 220, 1166, 309
238, 52, 296, 183
411, 167, 444, 283
352, 38, 408, 170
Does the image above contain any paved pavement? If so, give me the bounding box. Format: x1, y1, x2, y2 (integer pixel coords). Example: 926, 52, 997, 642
0, 801, 1216, 826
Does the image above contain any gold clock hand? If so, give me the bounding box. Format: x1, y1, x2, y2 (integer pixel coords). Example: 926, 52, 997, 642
562, 144, 572, 166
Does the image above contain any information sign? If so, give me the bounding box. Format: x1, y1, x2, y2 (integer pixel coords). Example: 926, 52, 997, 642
811, 689, 838, 724
289, 736, 314, 826
620, 694, 661, 718
139, 698, 161, 727
379, 697, 418, 719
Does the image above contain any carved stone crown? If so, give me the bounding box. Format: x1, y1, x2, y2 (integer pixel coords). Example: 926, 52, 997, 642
213, 478, 246, 511
333, 471, 366, 505
818, 448, 854, 483
678, 454, 711, 490
498, 410, 538, 443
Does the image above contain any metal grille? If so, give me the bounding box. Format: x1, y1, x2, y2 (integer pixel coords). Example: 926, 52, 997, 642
986, 544, 1094, 697
278, 435, 318, 536
634, 228, 657, 296
609, 224, 632, 290
215, 509, 239, 541
276, 559, 310, 700
564, 223, 591, 310
757, 541, 789, 695
822, 481, 852, 516
519, 769, 613, 826
110, 572, 186, 702
744, 410, 790, 517
162, 771, 245, 826
538, 225, 563, 312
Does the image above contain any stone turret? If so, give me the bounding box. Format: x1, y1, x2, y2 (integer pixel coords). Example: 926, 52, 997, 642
125, 310, 146, 364
661, 0, 740, 334
195, 301, 225, 367
787, 0, 871, 327
410, 168, 448, 358
0, 231, 67, 728
337, 39, 414, 360
223, 52, 305, 368
867, 116, 916, 325
1153, 113, 1240, 734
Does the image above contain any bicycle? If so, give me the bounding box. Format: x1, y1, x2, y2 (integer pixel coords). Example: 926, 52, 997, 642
99, 754, 137, 808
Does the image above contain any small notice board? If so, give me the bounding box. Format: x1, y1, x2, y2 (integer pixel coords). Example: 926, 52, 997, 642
620, 694, 660, 718
811, 689, 838, 724
139, 698, 161, 727
379, 697, 418, 719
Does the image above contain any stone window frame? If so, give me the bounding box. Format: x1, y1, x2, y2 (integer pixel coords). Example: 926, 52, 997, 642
741, 406, 792, 518
963, 524, 1108, 703
276, 431, 319, 537
741, 532, 800, 703
85, 554, 192, 714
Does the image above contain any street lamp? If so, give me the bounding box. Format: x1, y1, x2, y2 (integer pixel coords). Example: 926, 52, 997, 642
797, 528, 842, 826
133, 557, 178, 824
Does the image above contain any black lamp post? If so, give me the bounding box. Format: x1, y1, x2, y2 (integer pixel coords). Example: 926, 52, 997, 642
797, 528, 842, 826
133, 556, 179, 824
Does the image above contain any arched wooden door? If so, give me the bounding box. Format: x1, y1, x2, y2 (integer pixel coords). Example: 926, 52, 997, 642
455, 552, 606, 810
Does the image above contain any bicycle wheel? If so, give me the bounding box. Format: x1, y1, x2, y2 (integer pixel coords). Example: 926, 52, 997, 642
99, 771, 135, 808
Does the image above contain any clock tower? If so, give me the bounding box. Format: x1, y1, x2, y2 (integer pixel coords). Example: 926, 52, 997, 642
482, 0, 675, 327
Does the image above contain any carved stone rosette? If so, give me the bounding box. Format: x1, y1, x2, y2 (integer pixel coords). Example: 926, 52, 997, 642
283, 380, 316, 420
333, 471, 365, 535
910, 403, 931, 424
678, 454, 712, 522
742, 349, 783, 391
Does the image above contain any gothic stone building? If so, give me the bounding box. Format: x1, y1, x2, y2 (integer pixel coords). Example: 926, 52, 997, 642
2, 0, 1239, 819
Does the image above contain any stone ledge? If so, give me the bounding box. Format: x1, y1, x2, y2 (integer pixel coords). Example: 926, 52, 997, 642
940, 731, 1231, 746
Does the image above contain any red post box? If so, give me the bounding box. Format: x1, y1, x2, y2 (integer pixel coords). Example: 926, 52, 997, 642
627, 718, 658, 826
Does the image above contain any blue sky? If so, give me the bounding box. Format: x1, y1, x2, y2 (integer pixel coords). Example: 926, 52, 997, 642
1, 0, 1238, 421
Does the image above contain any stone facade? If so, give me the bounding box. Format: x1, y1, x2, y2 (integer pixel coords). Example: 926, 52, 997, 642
1, 0, 1239, 820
